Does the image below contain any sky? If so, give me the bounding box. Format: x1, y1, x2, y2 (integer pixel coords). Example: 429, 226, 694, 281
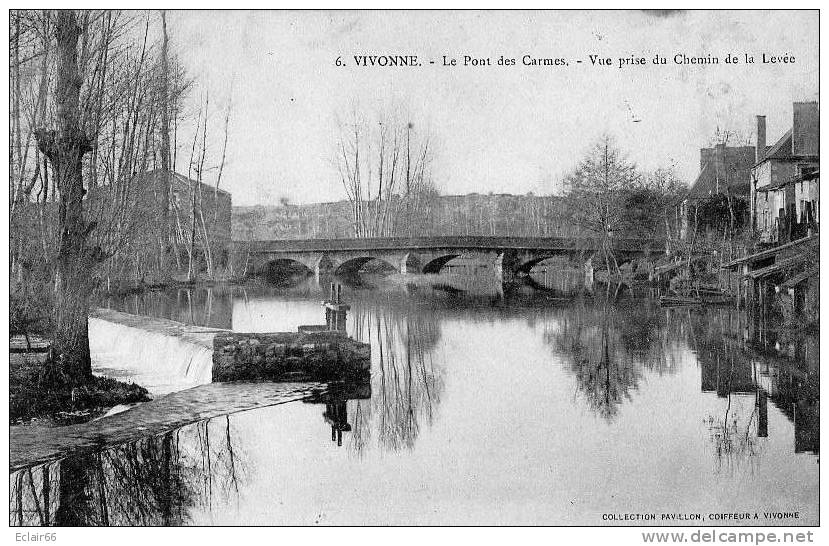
161, 10, 818, 206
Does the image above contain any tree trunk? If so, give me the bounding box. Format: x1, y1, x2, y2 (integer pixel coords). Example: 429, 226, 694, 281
42, 10, 95, 384
159, 10, 172, 272
56, 454, 96, 525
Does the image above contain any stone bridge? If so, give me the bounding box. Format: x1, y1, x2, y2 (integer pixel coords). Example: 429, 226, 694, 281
241, 236, 665, 283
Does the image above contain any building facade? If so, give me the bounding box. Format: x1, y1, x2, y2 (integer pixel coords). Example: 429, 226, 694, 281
750, 102, 819, 244
86, 169, 232, 275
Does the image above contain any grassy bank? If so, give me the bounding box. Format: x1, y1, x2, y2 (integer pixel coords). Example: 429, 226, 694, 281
10, 352, 151, 425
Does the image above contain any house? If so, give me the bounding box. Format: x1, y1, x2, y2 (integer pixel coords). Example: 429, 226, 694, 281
675, 144, 755, 239
750, 102, 819, 244
86, 169, 232, 271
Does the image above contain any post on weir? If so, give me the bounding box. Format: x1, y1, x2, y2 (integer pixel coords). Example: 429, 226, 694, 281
325, 282, 350, 333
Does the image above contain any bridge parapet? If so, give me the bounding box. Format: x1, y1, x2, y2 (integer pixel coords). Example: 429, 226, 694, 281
242, 236, 665, 253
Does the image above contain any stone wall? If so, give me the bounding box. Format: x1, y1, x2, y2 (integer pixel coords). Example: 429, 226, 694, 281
212, 331, 371, 382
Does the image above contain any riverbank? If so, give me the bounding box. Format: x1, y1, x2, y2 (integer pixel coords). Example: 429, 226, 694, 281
10, 348, 151, 425
100, 274, 249, 298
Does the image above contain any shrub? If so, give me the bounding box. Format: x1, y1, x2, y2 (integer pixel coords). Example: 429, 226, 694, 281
10, 278, 55, 336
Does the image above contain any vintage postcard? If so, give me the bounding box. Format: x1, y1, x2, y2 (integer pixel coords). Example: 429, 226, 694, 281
7, 7, 820, 537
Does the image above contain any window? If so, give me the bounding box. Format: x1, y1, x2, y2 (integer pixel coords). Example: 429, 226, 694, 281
799, 164, 817, 177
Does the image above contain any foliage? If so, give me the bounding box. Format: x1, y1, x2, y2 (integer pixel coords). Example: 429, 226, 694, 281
560, 136, 687, 271
561, 137, 687, 239
691, 194, 749, 235
10, 278, 55, 336
233, 194, 578, 240
9, 10, 231, 385
561, 135, 641, 238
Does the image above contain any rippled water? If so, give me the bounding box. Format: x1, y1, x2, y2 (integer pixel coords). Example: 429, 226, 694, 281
9, 274, 819, 525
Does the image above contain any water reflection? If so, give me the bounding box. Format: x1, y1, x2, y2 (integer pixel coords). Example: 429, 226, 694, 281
15, 274, 816, 525
543, 294, 675, 420
99, 278, 819, 453
354, 303, 443, 453
683, 307, 820, 464
304, 383, 372, 448
10, 415, 246, 526
101, 286, 235, 329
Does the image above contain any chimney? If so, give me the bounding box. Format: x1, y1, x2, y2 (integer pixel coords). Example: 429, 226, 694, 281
756, 115, 766, 163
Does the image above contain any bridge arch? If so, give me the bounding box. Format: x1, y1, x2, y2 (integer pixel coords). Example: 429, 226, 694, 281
422, 254, 461, 274
333, 256, 398, 278
260, 257, 316, 283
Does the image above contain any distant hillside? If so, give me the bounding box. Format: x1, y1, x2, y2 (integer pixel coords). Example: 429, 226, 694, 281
232, 193, 575, 240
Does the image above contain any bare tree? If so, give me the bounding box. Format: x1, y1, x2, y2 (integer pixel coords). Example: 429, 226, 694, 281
158, 9, 172, 271
11, 9, 195, 380
334, 106, 438, 238
643, 166, 687, 254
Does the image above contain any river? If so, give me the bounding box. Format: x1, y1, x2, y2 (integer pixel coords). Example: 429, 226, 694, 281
9, 273, 819, 526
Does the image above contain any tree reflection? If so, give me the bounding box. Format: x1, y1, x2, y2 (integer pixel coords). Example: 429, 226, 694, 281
546, 293, 669, 420
9, 463, 58, 526
100, 285, 236, 329
705, 391, 764, 475
348, 303, 444, 453
10, 415, 247, 526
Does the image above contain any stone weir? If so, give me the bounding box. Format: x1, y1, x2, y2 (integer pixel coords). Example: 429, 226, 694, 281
212, 330, 370, 382
90, 308, 371, 384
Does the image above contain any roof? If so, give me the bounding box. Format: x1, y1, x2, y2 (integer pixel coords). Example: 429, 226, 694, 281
760, 129, 794, 163
781, 267, 818, 288
757, 127, 819, 166
721, 234, 819, 270
136, 169, 231, 197
681, 147, 754, 202
651, 255, 710, 277
744, 253, 808, 280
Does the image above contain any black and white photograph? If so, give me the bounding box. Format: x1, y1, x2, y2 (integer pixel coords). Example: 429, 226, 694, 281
6, 7, 821, 535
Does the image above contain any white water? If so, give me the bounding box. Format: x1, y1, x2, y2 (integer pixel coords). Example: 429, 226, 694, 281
89, 317, 214, 395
